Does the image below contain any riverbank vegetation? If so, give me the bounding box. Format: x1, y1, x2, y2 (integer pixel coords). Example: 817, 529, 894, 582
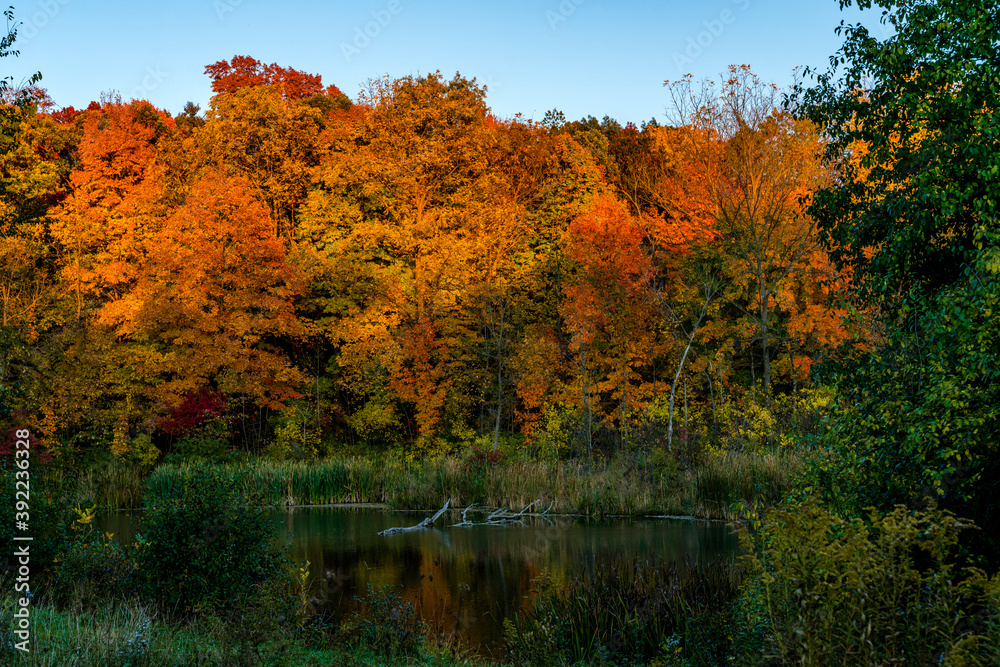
5, 0, 1000, 663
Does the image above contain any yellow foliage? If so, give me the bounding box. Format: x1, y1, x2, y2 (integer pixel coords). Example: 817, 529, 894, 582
537, 403, 575, 458
73, 504, 97, 527
128, 434, 161, 468
269, 418, 320, 462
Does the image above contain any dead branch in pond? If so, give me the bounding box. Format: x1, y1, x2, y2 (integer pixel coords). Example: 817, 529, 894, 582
379, 499, 450, 536
451, 499, 554, 527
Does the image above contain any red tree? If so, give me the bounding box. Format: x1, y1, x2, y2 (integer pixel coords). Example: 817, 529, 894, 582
204, 55, 343, 100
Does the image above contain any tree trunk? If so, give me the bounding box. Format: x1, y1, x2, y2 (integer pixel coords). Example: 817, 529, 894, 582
760, 287, 771, 406
379, 499, 451, 536
668, 334, 696, 450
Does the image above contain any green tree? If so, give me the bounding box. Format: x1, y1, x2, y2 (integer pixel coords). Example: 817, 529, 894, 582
798, 0, 1000, 554
1, 6, 41, 96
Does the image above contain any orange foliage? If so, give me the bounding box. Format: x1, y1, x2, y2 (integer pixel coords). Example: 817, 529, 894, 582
205, 55, 342, 100
566, 192, 651, 292
389, 316, 451, 442
98, 171, 303, 409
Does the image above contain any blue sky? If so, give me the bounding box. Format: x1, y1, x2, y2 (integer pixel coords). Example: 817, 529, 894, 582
6, 0, 887, 125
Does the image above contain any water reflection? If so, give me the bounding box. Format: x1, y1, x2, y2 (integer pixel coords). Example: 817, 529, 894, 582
280, 507, 738, 655
103, 507, 738, 655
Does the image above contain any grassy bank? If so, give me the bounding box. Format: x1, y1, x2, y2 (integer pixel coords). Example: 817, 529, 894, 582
143, 450, 801, 519
0, 586, 468, 666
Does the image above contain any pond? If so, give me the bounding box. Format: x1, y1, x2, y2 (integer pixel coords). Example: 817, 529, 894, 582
103, 506, 739, 657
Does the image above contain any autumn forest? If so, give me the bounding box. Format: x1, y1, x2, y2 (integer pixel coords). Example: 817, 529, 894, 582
4, 0, 1000, 662
1, 57, 859, 463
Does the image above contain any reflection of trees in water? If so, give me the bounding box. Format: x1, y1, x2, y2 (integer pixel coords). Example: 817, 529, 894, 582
261, 508, 738, 655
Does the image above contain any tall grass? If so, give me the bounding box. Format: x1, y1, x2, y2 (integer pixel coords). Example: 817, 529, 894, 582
145, 449, 801, 518
692, 450, 802, 519
72, 463, 149, 510
503, 555, 758, 665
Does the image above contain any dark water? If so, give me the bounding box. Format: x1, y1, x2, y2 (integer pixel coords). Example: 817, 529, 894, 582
103, 507, 738, 656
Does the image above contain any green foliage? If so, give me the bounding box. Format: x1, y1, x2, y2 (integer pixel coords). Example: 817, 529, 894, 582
799, 0, 1000, 304
797, 0, 1000, 559
806, 259, 1000, 552
167, 417, 232, 463
342, 585, 426, 659
47, 520, 136, 608
134, 467, 286, 619
750, 498, 1000, 666
0, 463, 72, 571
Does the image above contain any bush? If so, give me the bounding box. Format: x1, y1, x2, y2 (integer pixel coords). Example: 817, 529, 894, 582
134, 467, 286, 619
47, 507, 136, 607
750, 498, 1000, 666
342, 584, 425, 659
167, 417, 231, 463
266, 417, 320, 462
0, 462, 73, 572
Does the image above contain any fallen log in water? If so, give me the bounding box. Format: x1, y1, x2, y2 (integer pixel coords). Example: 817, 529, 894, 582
451, 499, 554, 527
378, 499, 451, 536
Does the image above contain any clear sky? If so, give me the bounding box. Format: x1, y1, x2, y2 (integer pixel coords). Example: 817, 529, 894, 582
6, 0, 888, 125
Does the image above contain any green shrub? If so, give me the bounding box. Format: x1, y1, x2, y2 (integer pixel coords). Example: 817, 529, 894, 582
47, 514, 136, 608
342, 584, 426, 659
0, 462, 73, 572
167, 418, 231, 463
134, 467, 285, 619
751, 498, 1000, 666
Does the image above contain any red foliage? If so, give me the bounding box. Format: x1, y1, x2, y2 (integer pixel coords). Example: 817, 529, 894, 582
204, 55, 343, 101
159, 388, 227, 437
464, 445, 505, 471
0, 422, 52, 465
50, 106, 81, 124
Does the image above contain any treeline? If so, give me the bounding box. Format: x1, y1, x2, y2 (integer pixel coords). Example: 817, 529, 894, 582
0, 58, 863, 462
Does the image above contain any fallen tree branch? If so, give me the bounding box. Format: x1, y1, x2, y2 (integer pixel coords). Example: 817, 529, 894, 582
486, 499, 542, 525
451, 504, 481, 527
379, 499, 450, 536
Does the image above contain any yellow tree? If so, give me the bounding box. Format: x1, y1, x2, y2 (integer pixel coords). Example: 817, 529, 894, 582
299, 72, 493, 446
198, 84, 325, 239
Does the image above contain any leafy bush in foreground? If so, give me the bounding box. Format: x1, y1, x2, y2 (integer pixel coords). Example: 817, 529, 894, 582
751, 499, 1000, 666
134, 467, 286, 619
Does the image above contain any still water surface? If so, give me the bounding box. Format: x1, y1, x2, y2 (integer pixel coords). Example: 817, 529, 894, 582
105, 507, 738, 656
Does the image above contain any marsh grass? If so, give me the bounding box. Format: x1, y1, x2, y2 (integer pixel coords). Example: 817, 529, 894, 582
73, 463, 149, 511
1, 580, 173, 667
503, 555, 754, 666
144, 449, 801, 519
692, 450, 801, 520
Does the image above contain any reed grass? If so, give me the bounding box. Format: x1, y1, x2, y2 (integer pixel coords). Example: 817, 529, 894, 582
503, 554, 753, 665
691, 450, 802, 519
72, 463, 149, 511
144, 449, 802, 519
